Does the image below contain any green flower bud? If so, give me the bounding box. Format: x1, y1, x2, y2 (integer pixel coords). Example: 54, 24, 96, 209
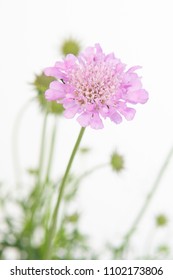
61, 38, 81, 56
156, 214, 168, 227
79, 147, 91, 154
110, 152, 124, 172
33, 72, 64, 115
66, 213, 79, 223
157, 245, 170, 254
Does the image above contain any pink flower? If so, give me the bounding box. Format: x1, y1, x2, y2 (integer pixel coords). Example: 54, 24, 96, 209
44, 44, 148, 129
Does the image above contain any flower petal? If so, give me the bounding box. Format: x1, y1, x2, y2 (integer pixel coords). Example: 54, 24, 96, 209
64, 106, 79, 119
90, 113, 104, 129
126, 89, 149, 104
77, 112, 92, 127
109, 110, 122, 124
64, 54, 77, 68
49, 81, 64, 91
44, 67, 67, 80
45, 89, 64, 101
118, 106, 136, 120
127, 65, 142, 73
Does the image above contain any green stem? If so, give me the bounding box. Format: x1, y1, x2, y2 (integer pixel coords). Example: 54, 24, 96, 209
36, 111, 48, 187
12, 98, 35, 187
44, 127, 85, 259
22, 112, 48, 238
72, 162, 108, 189
117, 146, 173, 258
44, 117, 57, 185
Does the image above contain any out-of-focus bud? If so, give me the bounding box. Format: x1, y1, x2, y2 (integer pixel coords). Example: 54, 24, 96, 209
61, 38, 81, 56
110, 152, 124, 172
155, 214, 168, 227
79, 147, 91, 154
65, 213, 79, 223
157, 245, 170, 254
33, 72, 64, 115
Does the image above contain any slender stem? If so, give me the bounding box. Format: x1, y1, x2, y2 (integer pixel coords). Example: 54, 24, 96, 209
72, 162, 109, 189
12, 98, 35, 187
44, 127, 86, 259
117, 146, 173, 258
22, 116, 58, 249
44, 117, 57, 185
36, 111, 48, 187
22, 111, 49, 237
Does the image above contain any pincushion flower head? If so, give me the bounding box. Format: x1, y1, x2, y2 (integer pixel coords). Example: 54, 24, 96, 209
44, 44, 148, 129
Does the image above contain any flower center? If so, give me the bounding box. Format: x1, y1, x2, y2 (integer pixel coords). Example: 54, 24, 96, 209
68, 61, 119, 107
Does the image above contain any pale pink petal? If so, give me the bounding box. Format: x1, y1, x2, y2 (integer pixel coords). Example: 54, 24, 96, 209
99, 105, 109, 118
115, 62, 126, 73
64, 106, 79, 119
44, 67, 60, 77
49, 81, 65, 91
123, 72, 142, 89
94, 44, 105, 62
127, 65, 142, 73
95, 43, 103, 53
118, 106, 136, 120
90, 113, 104, 129
44, 67, 67, 80
116, 102, 136, 120
85, 103, 96, 111
66, 93, 74, 98
55, 61, 66, 69
65, 54, 77, 68
79, 47, 95, 63
63, 99, 76, 109
45, 89, 64, 101
105, 53, 115, 61
49, 81, 74, 97
77, 112, 92, 127
126, 89, 149, 104
110, 111, 122, 124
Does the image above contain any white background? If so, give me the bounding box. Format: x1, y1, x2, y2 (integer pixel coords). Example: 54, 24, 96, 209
0, 0, 173, 258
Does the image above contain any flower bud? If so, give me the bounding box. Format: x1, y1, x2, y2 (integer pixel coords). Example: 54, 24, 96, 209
110, 152, 124, 172
33, 72, 63, 115
61, 38, 81, 56
155, 214, 168, 227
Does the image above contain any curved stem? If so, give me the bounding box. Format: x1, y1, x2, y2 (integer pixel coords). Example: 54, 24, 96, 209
36, 111, 48, 187
12, 98, 35, 187
22, 111, 49, 237
71, 162, 109, 189
117, 146, 173, 258
44, 117, 57, 185
44, 127, 85, 259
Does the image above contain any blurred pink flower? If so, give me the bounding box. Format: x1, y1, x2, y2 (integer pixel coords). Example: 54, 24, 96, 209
44, 44, 148, 129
